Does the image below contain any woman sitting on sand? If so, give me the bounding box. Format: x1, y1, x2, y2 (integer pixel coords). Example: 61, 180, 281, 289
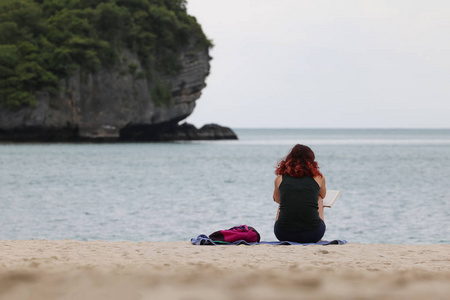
273, 144, 327, 243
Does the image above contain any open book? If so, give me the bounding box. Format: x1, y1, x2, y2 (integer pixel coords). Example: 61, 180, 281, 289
323, 190, 341, 208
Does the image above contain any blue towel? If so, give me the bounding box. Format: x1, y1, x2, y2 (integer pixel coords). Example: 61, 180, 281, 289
191, 234, 347, 246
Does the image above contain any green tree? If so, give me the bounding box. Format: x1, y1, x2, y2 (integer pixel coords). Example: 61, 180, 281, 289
0, 0, 211, 109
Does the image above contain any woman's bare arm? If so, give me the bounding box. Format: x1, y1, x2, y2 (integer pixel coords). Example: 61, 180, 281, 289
273, 175, 282, 204
315, 175, 327, 199
314, 175, 326, 222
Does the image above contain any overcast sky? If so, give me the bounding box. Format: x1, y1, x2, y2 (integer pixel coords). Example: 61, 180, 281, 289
185, 0, 450, 128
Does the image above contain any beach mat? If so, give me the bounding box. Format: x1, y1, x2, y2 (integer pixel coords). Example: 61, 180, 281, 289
191, 234, 347, 246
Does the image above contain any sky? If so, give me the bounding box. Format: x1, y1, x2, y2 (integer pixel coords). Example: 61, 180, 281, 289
184, 0, 450, 128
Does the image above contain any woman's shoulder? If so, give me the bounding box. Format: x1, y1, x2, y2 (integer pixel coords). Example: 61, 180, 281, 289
274, 175, 283, 189
313, 175, 325, 186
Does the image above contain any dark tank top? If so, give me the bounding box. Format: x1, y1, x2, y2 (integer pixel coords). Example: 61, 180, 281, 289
277, 175, 322, 232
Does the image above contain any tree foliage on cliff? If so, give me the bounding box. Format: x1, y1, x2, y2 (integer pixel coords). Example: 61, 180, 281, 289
0, 0, 211, 109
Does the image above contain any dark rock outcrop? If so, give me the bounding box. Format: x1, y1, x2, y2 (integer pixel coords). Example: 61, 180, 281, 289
120, 122, 237, 142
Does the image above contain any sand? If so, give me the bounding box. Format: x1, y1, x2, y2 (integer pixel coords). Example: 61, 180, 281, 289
0, 240, 449, 300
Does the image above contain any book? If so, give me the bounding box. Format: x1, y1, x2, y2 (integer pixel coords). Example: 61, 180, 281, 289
323, 190, 341, 208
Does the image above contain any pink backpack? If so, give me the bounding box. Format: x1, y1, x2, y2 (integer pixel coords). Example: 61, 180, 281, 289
209, 225, 261, 243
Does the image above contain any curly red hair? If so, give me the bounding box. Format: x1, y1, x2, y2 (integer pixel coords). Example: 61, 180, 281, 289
275, 144, 322, 178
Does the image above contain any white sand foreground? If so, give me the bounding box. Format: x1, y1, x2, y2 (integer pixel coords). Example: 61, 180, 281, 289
0, 240, 449, 300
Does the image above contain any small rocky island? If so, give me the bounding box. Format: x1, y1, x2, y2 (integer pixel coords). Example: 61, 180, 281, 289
0, 0, 237, 142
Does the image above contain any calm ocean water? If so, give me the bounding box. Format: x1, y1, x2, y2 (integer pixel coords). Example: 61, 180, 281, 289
1, 129, 449, 244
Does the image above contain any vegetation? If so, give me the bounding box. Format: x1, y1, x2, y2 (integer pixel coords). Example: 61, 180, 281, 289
0, 0, 211, 109
150, 81, 172, 106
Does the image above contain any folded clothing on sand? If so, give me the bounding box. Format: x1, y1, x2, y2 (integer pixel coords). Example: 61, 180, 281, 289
191, 235, 347, 246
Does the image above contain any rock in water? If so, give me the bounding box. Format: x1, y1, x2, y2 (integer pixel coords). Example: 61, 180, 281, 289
0, 45, 211, 142
0, 1, 236, 142
120, 123, 238, 142
197, 124, 238, 140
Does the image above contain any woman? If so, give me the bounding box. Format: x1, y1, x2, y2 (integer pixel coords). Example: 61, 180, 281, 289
273, 144, 326, 243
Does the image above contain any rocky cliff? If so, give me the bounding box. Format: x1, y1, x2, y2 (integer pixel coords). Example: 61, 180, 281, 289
0, 42, 215, 141
0, 0, 237, 142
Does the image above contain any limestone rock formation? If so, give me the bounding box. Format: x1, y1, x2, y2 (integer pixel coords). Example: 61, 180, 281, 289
0, 0, 240, 142
0, 41, 221, 141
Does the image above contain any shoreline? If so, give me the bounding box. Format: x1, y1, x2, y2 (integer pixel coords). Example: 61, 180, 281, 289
0, 123, 238, 143
1, 241, 449, 299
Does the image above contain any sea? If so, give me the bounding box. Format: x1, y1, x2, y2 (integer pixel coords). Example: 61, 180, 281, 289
1, 128, 449, 244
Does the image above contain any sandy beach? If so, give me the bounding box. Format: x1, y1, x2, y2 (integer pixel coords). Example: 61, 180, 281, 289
0, 240, 449, 300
